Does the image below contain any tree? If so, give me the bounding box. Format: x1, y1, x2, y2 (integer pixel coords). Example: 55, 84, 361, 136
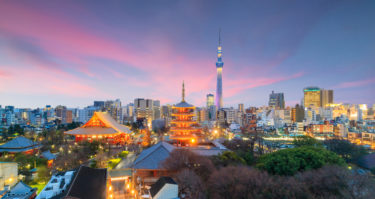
175, 169, 206, 199
222, 139, 255, 165
293, 136, 322, 147
161, 149, 215, 182
256, 146, 345, 176
324, 139, 368, 163
211, 151, 246, 167
36, 165, 51, 183
208, 165, 375, 199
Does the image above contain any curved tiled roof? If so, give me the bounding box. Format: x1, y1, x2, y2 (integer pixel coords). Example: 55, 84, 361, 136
65, 112, 131, 135
0, 136, 38, 149
132, 141, 175, 169
174, 101, 194, 108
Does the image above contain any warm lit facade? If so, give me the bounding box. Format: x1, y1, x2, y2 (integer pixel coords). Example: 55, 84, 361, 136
65, 112, 131, 144
169, 82, 203, 145
304, 87, 321, 108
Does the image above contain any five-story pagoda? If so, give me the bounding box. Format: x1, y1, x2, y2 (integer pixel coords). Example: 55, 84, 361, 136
170, 82, 203, 146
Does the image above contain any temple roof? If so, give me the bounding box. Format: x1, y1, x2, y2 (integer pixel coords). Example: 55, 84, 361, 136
65, 166, 107, 199
65, 112, 131, 136
0, 136, 40, 152
132, 141, 175, 170
2, 181, 36, 199
174, 101, 194, 108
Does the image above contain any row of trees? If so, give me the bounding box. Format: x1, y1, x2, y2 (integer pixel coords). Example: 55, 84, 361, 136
160, 136, 373, 199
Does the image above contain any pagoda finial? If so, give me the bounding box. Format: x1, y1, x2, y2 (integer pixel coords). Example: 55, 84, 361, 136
182, 81, 185, 102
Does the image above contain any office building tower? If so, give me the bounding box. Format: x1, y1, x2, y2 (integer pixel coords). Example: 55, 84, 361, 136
134, 98, 154, 125
321, 89, 333, 107
215, 30, 224, 109
238, 104, 244, 113
292, 104, 304, 122
268, 91, 285, 109
93, 101, 105, 109
55, 105, 67, 124
206, 94, 214, 108
304, 87, 321, 108
153, 100, 161, 120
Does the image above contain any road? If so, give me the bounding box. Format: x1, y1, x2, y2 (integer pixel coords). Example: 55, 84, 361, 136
115, 152, 137, 169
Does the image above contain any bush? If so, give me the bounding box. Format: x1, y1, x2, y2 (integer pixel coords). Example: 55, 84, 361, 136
257, 146, 345, 176
118, 151, 129, 158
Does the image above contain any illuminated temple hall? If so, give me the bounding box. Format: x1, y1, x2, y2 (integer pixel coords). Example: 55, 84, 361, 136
169, 82, 204, 146
65, 112, 131, 144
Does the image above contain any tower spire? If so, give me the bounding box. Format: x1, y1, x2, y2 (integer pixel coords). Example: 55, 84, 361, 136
219, 28, 221, 46
182, 80, 185, 102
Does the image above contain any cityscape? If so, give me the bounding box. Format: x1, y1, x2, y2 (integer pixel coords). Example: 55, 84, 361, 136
0, 1, 375, 199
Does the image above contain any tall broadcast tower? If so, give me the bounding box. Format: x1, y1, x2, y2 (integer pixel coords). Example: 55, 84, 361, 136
215, 30, 224, 109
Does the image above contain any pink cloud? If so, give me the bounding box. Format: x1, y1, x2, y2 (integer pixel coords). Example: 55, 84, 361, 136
224, 72, 304, 98
333, 78, 375, 89
0, 69, 10, 78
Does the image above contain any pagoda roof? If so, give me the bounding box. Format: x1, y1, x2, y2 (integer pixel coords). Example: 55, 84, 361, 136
65, 112, 131, 136
0, 136, 40, 152
174, 101, 194, 108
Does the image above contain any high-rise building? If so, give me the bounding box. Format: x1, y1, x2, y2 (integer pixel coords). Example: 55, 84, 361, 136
321, 89, 333, 107
215, 30, 224, 109
206, 94, 214, 108
93, 101, 105, 109
268, 91, 285, 109
304, 87, 321, 108
238, 104, 244, 113
55, 105, 67, 124
134, 98, 154, 125
292, 104, 304, 122
153, 100, 161, 120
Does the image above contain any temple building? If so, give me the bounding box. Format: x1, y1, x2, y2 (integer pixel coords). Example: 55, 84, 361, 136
169, 82, 204, 146
0, 136, 41, 154
65, 112, 131, 144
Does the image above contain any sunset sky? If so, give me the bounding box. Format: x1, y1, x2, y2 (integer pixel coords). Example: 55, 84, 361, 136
0, 0, 374, 108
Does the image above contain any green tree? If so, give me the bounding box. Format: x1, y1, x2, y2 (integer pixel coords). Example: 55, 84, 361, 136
257, 146, 345, 176
324, 139, 368, 163
211, 151, 246, 167
293, 136, 322, 147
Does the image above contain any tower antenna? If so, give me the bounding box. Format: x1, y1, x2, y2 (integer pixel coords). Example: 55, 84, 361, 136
219, 28, 221, 46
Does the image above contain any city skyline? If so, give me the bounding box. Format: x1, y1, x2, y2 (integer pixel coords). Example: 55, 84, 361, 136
0, 0, 374, 108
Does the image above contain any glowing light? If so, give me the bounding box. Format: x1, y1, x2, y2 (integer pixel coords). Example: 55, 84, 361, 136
191, 138, 195, 143
109, 185, 112, 191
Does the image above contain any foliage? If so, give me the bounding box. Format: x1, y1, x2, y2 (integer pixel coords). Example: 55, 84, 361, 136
293, 136, 322, 147
162, 149, 215, 182
257, 146, 345, 176
0, 153, 47, 175
324, 139, 368, 163
36, 165, 51, 183
207, 165, 375, 199
107, 158, 121, 169
211, 151, 246, 167
141, 129, 151, 147
175, 169, 206, 199
118, 151, 129, 158
222, 139, 256, 165
7, 124, 24, 136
